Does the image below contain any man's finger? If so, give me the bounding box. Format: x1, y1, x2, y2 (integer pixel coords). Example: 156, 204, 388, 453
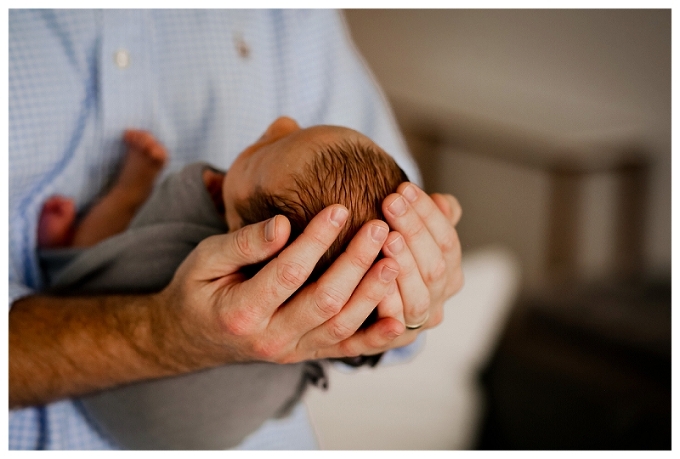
317, 316, 410, 361
376, 279, 405, 324
238, 204, 350, 321
189, 214, 291, 281
431, 192, 462, 227
299, 257, 400, 353
272, 219, 389, 340
382, 231, 429, 327
383, 191, 446, 286
402, 186, 464, 298
396, 183, 461, 258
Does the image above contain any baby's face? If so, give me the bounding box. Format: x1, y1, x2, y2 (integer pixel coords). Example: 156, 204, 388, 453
222, 116, 367, 231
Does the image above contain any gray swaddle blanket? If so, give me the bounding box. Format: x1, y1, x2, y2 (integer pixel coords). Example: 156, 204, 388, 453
40, 163, 326, 450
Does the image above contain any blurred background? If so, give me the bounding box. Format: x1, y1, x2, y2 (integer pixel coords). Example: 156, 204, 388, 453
304, 9, 671, 450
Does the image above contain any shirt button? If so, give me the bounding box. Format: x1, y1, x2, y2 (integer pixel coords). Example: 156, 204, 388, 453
114, 49, 130, 69
233, 34, 250, 59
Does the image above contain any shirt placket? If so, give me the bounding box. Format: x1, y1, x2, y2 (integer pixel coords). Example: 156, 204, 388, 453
99, 10, 156, 166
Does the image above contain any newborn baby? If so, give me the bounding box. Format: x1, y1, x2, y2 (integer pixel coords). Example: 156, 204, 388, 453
37, 116, 409, 450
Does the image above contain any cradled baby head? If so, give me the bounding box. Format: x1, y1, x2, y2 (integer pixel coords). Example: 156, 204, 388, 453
225, 116, 408, 284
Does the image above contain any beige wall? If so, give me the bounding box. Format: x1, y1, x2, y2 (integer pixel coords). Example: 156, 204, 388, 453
344, 9, 671, 290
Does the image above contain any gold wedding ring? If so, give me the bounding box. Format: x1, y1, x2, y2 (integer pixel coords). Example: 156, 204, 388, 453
405, 312, 429, 330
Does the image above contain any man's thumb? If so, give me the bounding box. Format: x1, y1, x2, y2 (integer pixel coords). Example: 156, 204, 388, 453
190, 215, 291, 280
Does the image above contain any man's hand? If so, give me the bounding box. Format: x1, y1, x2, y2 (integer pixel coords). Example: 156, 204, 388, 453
287, 184, 465, 358
157, 204, 404, 370
380, 183, 464, 335
159, 184, 464, 369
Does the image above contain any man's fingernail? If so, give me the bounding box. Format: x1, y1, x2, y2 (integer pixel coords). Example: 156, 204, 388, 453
402, 184, 418, 202
387, 328, 401, 339
386, 235, 404, 254
370, 224, 388, 243
330, 206, 349, 228
388, 196, 407, 217
265, 217, 277, 242
380, 265, 399, 282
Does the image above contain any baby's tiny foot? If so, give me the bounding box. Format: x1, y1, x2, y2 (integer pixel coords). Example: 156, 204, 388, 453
115, 130, 169, 201
37, 196, 76, 248
123, 129, 168, 166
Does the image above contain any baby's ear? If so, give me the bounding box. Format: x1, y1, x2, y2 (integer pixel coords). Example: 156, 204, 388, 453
202, 168, 224, 190
202, 169, 225, 215
262, 116, 300, 141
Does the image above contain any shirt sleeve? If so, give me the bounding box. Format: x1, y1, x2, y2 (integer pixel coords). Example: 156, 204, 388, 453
8, 281, 35, 310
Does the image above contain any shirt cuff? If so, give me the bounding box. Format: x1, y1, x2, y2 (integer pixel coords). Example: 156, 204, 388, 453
378, 332, 425, 366
332, 332, 425, 372
8, 281, 35, 310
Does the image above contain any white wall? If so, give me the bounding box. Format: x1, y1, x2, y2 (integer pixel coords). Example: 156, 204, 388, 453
344, 9, 671, 288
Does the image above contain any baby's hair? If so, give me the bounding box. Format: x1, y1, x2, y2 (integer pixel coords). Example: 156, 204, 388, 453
236, 137, 408, 367
235, 137, 408, 284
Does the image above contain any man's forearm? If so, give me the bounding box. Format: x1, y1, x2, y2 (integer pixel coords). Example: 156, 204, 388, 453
9, 292, 193, 409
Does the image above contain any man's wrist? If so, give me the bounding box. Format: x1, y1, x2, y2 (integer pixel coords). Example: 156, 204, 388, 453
141, 288, 211, 375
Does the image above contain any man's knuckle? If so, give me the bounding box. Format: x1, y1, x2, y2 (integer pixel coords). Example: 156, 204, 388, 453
413, 295, 431, 317
400, 259, 418, 277
328, 319, 354, 342
403, 220, 427, 240
221, 310, 254, 336
425, 258, 447, 284
422, 203, 441, 224
435, 258, 448, 279
314, 286, 346, 317
338, 339, 360, 358
277, 260, 308, 289
365, 330, 387, 349
308, 231, 331, 252
350, 252, 375, 272
252, 338, 282, 361
440, 231, 458, 253
372, 283, 391, 304
234, 228, 254, 259
361, 282, 386, 305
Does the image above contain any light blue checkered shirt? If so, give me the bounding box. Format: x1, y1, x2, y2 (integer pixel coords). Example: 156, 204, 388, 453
9, 9, 421, 450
